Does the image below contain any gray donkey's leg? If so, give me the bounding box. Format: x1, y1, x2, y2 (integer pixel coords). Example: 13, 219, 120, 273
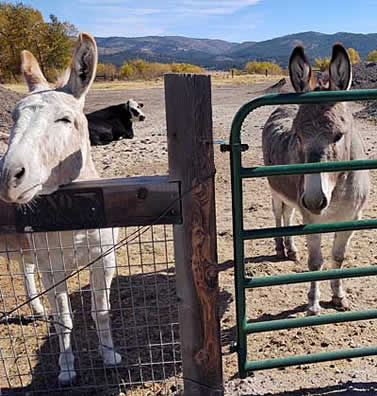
282, 205, 297, 261
331, 230, 354, 310
271, 194, 285, 258
20, 244, 45, 316
306, 233, 323, 315
22, 262, 45, 315
90, 229, 121, 366
42, 270, 76, 385
90, 253, 121, 366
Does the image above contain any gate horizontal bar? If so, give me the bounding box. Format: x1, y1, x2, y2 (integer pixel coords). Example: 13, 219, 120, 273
244, 265, 377, 288
240, 159, 377, 179
230, 89, 377, 145
244, 345, 377, 372
242, 218, 377, 240
245, 309, 377, 334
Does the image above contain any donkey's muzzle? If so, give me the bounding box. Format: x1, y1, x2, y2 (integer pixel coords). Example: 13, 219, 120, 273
301, 194, 328, 215
1, 162, 26, 189
0, 161, 33, 203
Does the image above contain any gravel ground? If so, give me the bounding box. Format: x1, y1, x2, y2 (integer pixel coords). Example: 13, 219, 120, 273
352, 62, 377, 90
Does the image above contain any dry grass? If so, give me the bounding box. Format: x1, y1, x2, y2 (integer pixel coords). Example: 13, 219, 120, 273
3, 83, 28, 93
4, 73, 286, 93
210, 72, 287, 86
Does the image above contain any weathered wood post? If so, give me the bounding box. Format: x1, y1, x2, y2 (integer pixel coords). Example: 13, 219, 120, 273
165, 73, 223, 396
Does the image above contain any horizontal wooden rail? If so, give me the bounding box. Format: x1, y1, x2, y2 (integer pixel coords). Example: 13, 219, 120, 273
0, 175, 181, 233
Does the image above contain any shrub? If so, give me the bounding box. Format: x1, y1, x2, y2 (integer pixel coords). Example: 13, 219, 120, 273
314, 57, 331, 71
347, 48, 360, 64
367, 50, 377, 62
119, 59, 205, 80
171, 62, 205, 73
245, 61, 282, 75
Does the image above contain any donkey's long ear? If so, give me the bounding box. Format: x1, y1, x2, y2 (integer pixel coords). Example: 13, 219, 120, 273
289, 46, 315, 92
65, 32, 97, 100
329, 43, 352, 91
21, 50, 49, 92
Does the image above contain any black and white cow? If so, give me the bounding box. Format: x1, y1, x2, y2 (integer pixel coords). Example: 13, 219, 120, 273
87, 99, 145, 145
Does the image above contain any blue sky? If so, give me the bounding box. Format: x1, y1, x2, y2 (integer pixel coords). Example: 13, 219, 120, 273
14, 0, 377, 42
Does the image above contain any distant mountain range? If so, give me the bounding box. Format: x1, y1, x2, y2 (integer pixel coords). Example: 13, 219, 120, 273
96, 31, 377, 70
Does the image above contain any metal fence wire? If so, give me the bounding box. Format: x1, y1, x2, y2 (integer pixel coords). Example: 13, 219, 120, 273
0, 225, 182, 395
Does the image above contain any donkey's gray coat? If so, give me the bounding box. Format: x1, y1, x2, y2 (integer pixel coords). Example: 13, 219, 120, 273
262, 43, 369, 315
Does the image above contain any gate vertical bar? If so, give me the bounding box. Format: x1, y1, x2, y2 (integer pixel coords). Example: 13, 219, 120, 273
165, 73, 223, 396
229, 113, 248, 379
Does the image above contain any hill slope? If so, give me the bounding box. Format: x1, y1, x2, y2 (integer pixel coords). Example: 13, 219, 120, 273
96, 31, 377, 69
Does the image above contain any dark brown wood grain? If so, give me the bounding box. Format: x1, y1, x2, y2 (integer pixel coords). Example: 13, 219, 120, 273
165, 73, 223, 396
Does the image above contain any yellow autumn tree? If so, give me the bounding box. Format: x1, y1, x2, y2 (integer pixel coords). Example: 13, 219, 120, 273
314, 57, 331, 71
347, 48, 361, 64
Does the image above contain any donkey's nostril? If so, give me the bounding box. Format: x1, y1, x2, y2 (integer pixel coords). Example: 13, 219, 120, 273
319, 196, 328, 210
8, 166, 26, 188
14, 167, 25, 180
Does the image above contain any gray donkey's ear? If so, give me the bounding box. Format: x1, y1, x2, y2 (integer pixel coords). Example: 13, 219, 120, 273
329, 43, 352, 91
65, 32, 98, 100
21, 50, 49, 92
289, 45, 316, 92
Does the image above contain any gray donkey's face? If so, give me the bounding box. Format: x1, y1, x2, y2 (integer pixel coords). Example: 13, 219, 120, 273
0, 33, 97, 204
289, 44, 353, 215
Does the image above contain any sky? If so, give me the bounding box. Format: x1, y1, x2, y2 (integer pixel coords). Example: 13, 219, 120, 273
10, 0, 377, 42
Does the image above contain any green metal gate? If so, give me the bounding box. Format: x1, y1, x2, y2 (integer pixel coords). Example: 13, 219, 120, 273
226, 88, 377, 378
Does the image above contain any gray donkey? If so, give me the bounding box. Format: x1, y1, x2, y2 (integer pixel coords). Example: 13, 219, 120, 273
262, 43, 369, 315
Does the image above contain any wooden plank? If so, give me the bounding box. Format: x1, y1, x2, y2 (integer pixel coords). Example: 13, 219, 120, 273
0, 176, 181, 233
165, 73, 223, 396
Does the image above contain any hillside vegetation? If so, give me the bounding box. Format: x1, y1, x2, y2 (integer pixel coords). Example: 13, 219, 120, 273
97, 31, 377, 69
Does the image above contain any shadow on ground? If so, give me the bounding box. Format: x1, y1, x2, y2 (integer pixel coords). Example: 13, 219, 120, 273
240, 381, 377, 396
1, 269, 232, 396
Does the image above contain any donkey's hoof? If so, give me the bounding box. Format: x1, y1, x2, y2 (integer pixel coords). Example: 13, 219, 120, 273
331, 296, 350, 311
306, 305, 321, 316
30, 302, 45, 317
58, 370, 77, 386
102, 350, 122, 366
276, 250, 286, 259
287, 250, 298, 262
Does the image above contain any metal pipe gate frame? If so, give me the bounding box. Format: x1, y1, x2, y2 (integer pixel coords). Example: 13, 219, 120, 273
227, 88, 377, 378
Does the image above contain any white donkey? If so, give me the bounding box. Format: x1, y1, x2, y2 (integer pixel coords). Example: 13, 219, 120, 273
262, 43, 369, 315
0, 33, 121, 384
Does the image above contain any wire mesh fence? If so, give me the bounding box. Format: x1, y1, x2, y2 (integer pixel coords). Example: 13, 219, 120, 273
0, 225, 182, 395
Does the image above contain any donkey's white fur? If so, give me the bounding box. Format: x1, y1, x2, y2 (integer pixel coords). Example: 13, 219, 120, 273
262, 43, 369, 315
0, 33, 121, 385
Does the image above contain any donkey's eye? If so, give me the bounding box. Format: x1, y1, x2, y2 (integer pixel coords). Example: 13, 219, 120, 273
56, 117, 71, 124
333, 133, 343, 143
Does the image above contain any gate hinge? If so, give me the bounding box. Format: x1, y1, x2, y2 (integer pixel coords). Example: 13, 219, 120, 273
229, 341, 238, 353
220, 143, 249, 153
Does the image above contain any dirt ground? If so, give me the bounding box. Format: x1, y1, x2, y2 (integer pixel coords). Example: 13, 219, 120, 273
87, 81, 377, 395
2, 79, 377, 395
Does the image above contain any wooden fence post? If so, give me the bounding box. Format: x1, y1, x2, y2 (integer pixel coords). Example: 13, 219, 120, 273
165, 73, 223, 396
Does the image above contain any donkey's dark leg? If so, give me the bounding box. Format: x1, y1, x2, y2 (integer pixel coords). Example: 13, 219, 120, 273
271, 194, 285, 258
331, 230, 354, 311
282, 204, 298, 261
306, 233, 323, 315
